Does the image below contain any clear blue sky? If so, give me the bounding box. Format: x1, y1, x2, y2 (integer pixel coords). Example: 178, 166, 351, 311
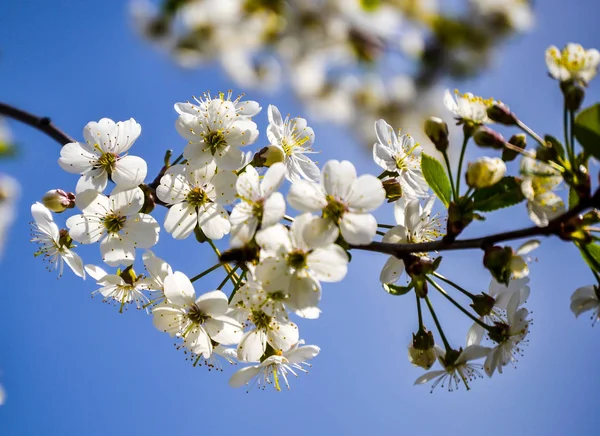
1, 1, 599, 435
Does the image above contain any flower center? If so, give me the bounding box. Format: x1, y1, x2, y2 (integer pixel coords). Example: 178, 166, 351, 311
186, 187, 210, 208
203, 129, 227, 155
287, 250, 307, 270
252, 199, 264, 222
322, 195, 347, 223
188, 304, 209, 325
96, 151, 118, 174
250, 309, 272, 330
102, 213, 126, 234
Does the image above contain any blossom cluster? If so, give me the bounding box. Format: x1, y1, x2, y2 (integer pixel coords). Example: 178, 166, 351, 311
131, 0, 534, 146
27, 42, 600, 393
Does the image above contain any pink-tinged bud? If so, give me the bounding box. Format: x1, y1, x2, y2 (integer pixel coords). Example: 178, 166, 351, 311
42, 189, 75, 213
503, 134, 526, 162
424, 117, 449, 152
487, 103, 518, 125
466, 157, 506, 189
473, 127, 506, 149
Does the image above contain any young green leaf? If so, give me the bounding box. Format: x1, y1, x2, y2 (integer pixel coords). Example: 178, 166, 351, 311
472, 176, 525, 212
421, 153, 452, 207
383, 282, 414, 296
574, 103, 600, 160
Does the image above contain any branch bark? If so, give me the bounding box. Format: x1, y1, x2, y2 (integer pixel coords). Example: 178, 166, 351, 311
0, 102, 75, 145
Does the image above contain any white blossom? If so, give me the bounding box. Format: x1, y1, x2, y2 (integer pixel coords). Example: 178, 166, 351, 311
229, 163, 286, 247
177, 97, 259, 170
443, 89, 494, 125
30, 202, 85, 278
230, 340, 320, 391
546, 43, 600, 83
520, 155, 565, 227
570, 285, 600, 324
152, 271, 243, 357
380, 196, 442, 284
156, 162, 236, 240
287, 160, 385, 246
415, 345, 490, 392
66, 187, 159, 267
373, 119, 428, 199
0, 174, 19, 258
58, 118, 147, 193
86, 264, 153, 311
509, 239, 539, 279
266, 104, 320, 183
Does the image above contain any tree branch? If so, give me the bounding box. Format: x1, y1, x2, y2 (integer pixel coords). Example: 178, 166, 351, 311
352, 188, 600, 257
0, 102, 75, 145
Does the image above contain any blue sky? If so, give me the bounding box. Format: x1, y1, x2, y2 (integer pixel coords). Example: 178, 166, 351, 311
1, 1, 600, 435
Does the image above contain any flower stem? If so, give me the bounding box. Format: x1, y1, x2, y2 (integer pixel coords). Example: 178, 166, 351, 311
564, 101, 576, 165
443, 151, 458, 201
190, 262, 223, 283
432, 272, 476, 299
455, 133, 470, 197
426, 277, 492, 331
516, 119, 547, 148
416, 292, 424, 329
217, 265, 240, 290
228, 269, 248, 303
424, 295, 452, 352
377, 223, 396, 229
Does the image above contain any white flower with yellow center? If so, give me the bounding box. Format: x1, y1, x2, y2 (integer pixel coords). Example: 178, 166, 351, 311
175, 91, 261, 119
177, 97, 259, 170
66, 187, 160, 267
59, 118, 147, 193
142, 250, 173, 301
484, 291, 531, 376
570, 285, 600, 325
266, 104, 320, 183
152, 271, 243, 357
508, 239, 539, 279
520, 156, 565, 227
380, 196, 442, 284
85, 264, 153, 312
229, 340, 320, 391
156, 162, 236, 240
545, 43, 600, 83
229, 163, 286, 247
30, 202, 85, 278
373, 119, 428, 199
415, 345, 490, 392
443, 89, 494, 125
287, 160, 385, 246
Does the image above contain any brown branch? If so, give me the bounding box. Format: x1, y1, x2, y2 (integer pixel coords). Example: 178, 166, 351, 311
0, 102, 75, 145
352, 188, 600, 257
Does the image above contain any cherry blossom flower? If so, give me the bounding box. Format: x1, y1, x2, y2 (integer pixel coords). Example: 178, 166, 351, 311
287, 160, 385, 246
229, 163, 286, 247
546, 43, 600, 83
177, 97, 259, 170
142, 250, 173, 300
86, 264, 153, 312
156, 162, 236, 240
266, 104, 320, 183
153, 271, 243, 357
59, 118, 147, 193
30, 202, 85, 278
229, 340, 320, 391
66, 187, 159, 267
415, 345, 490, 391
373, 119, 428, 199
380, 196, 442, 284
570, 285, 600, 324
444, 89, 494, 125
520, 156, 565, 227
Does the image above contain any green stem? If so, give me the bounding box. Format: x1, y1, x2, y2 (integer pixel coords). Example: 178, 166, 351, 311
426, 277, 491, 331
217, 265, 239, 290
570, 109, 576, 161
443, 151, 458, 201
416, 292, 424, 329
207, 239, 239, 286
424, 295, 452, 352
190, 262, 223, 283
432, 272, 476, 299
564, 100, 576, 165
228, 270, 248, 304
172, 153, 184, 166
377, 223, 396, 229
455, 134, 470, 197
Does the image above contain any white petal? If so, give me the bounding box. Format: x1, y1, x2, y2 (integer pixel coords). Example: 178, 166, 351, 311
236, 165, 261, 201
255, 223, 292, 253
414, 370, 447, 385
466, 322, 485, 347
62, 250, 85, 278
229, 365, 261, 388
85, 264, 107, 280
100, 233, 136, 266
122, 213, 159, 248
58, 142, 97, 174
109, 187, 144, 216
261, 192, 285, 228
285, 345, 320, 364
339, 212, 377, 245
302, 217, 339, 248
112, 155, 147, 188
198, 203, 231, 240
260, 162, 286, 197
322, 160, 357, 199
76, 169, 108, 193
287, 180, 326, 212
347, 175, 385, 212
31, 203, 59, 240
267, 321, 299, 352
195, 290, 229, 316
66, 214, 104, 244
164, 203, 197, 239
164, 271, 196, 306
379, 256, 405, 284
237, 329, 267, 362
307, 245, 348, 282
112, 118, 141, 154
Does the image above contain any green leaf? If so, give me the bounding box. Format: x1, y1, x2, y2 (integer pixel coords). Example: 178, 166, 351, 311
421, 153, 452, 208
574, 103, 600, 160
544, 135, 565, 161
569, 187, 579, 209
579, 243, 600, 273
472, 177, 525, 212
383, 282, 414, 296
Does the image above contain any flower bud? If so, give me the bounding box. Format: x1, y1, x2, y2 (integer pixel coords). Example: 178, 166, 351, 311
470, 293, 496, 317
139, 184, 156, 214
424, 117, 449, 152
252, 145, 285, 168
473, 126, 506, 149
408, 330, 437, 370
466, 157, 506, 189
502, 134, 526, 162
42, 189, 75, 213
561, 81, 586, 112
382, 179, 402, 202
486, 103, 518, 125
